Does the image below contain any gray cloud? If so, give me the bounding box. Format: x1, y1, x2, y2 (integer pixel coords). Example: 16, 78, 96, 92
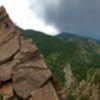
30, 0, 100, 39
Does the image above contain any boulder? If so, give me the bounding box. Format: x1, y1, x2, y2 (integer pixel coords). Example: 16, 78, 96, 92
0, 61, 13, 81
0, 82, 14, 100
30, 82, 59, 100
0, 35, 19, 65
12, 39, 52, 99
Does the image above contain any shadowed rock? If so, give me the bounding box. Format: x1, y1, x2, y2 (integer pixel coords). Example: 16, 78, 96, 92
0, 82, 13, 100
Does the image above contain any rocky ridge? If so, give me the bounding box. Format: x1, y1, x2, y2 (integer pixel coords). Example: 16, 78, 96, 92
0, 6, 59, 100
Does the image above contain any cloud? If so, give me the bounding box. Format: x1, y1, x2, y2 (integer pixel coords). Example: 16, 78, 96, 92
0, 0, 58, 35
29, 0, 100, 39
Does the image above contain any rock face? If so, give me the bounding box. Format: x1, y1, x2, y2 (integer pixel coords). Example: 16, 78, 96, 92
0, 6, 59, 100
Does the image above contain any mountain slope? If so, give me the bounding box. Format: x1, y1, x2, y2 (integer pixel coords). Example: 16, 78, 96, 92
20, 29, 100, 99
20, 29, 100, 83
20, 29, 75, 85
56, 32, 90, 42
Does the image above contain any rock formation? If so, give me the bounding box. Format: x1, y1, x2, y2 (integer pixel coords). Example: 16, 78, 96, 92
0, 6, 59, 100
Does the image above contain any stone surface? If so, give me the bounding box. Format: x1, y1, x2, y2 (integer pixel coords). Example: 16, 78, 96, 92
0, 61, 13, 81
30, 82, 59, 100
0, 35, 19, 64
13, 68, 51, 99
0, 82, 14, 100
12, 39, 52, 99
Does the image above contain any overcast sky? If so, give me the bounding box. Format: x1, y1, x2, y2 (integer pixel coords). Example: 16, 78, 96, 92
0, 0, 59, 35
0, 0, 100, 39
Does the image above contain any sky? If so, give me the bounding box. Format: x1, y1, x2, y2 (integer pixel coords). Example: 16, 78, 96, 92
0, 0, 100, 39
0, 0, 59, 35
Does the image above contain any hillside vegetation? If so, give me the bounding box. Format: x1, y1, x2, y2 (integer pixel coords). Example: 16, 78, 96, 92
19, 28, 100, 99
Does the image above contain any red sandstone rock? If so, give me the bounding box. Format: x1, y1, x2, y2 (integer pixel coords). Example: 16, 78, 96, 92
30, 82, 59, 100
0, 61, 13, 81
0, 82, 13, 100
0, 36, 19, 64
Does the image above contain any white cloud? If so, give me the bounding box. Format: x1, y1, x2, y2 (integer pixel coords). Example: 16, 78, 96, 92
0, 0, 59, 35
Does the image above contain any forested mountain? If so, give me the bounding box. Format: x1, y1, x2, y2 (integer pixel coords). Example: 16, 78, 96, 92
20, 28, 100, 99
